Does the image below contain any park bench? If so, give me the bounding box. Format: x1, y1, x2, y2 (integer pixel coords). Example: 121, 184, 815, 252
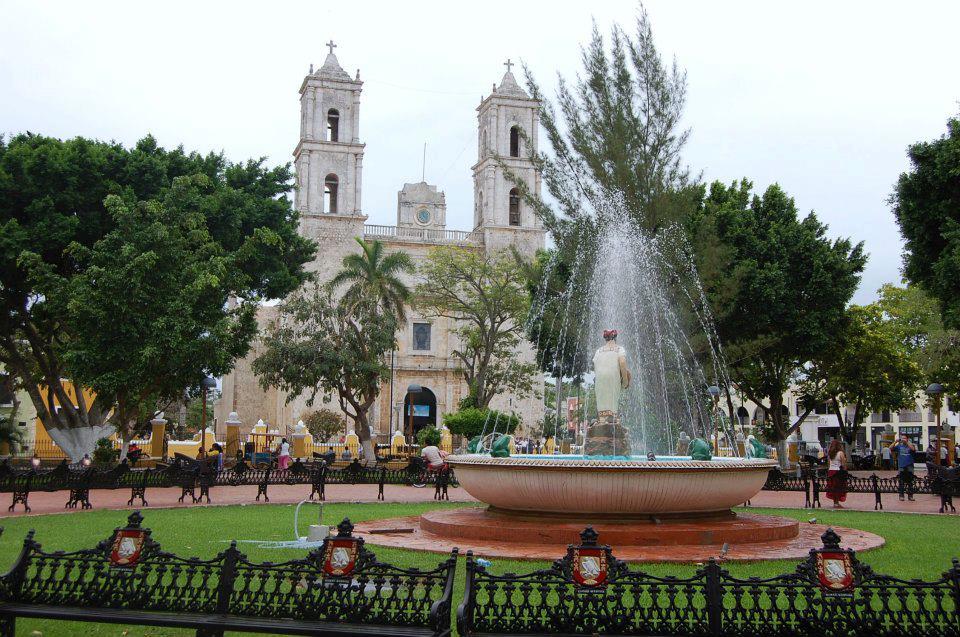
458, 526, 960, 637
0, 511, 458, 637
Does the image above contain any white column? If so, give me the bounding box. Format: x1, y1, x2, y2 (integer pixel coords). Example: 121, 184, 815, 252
308, 151, 321, 213
305, 89, 315, 141
486, 167, 496, 225
345, 153, 355, 214
295, 156, 307, 211
311, 88, 323, 141
532, 110, 540, 154
355, 154, 363, 214
352, 89, 361, 142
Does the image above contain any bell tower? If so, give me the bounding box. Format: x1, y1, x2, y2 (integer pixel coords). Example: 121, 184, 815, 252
294, 41, 364, 216
472, 59, 544, 254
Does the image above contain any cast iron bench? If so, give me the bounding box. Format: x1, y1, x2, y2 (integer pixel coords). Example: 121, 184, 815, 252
458, 526, 960, 637
0, 511, 458, 637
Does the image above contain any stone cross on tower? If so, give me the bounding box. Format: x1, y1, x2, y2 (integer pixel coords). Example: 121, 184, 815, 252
503, 58, 513, 73
326, 40, 337, 55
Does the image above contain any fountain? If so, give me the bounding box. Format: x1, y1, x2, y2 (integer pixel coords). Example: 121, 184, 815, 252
355, 212, 884, 561
447, 215, 776, 520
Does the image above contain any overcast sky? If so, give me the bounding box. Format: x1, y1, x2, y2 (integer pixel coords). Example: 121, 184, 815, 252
3, 1, 958, 303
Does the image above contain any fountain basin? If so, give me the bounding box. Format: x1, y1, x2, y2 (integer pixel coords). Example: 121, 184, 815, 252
446, 454, 777, 516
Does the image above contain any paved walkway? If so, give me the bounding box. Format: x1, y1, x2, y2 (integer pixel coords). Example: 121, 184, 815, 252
0, 482, 953, 518
0, 484, 477, 518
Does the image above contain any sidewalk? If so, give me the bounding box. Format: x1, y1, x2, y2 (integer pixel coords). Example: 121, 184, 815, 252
0, 481, 952, 518
0, 484, 478, 518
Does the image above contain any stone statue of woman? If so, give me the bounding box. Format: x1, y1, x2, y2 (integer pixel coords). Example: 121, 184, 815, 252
586, 329, 632, 456
593, 329, 631, 413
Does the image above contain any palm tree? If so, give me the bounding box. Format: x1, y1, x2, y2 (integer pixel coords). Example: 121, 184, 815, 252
330, 238, 414, 322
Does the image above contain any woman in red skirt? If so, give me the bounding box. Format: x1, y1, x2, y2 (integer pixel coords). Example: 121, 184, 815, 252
826, 439, 848, 508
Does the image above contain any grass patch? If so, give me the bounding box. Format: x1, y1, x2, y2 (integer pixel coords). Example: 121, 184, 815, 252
0, 502, 955, 636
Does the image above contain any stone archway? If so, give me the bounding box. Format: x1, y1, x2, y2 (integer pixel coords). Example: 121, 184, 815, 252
403, 386, 437, 440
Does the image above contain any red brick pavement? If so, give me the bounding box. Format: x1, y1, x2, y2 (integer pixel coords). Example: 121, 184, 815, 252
0, 484, 478, 518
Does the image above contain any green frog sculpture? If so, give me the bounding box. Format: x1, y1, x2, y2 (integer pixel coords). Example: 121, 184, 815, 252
746, 434, 768, 459
490, 433, 512, 458
688, 437, 713, 461
466, 433, 512, 457
467, 435, 483, 454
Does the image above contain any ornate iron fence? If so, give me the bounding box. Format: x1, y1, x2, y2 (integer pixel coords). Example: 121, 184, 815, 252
0, 511, 457, 637
0, 457, 456, 512
761, 467, 958, 513
459, 526, 960, 637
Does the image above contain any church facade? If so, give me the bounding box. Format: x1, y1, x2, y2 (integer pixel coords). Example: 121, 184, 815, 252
216, 47, 546, 441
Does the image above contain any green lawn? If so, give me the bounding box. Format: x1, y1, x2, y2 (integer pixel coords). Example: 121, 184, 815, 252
0, 502, 956, 636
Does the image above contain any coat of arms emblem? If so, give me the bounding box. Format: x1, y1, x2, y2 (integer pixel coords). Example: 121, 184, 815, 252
572, 547, 608, 587
816, 552, 854, 593
110, 529, 147, 568
322, 538, 359, 577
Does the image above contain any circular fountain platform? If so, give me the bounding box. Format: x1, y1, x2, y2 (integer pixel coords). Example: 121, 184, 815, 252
354, 510, 885, 563
421, 507, 799, 545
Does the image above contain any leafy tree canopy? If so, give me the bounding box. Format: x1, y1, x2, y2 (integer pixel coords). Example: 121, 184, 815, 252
705, 180, 866, 447
301, 408, 346, 443
510, 9, 733, 385
800, 303, 921, 445
892, 115, 960, 327
416, 247, 537, 408
0, 133, 314, 458
877, 283, 960, 398
255, 239, 412, 463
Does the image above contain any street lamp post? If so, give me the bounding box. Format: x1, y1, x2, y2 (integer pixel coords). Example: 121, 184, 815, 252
707, 385, 721, 455
927, 383, 944, 466
406, 383, 422, 442
200, 376, 217, 457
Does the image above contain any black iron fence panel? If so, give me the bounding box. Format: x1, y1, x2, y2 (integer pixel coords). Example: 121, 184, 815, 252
459, 527, 960, 637
0, 513, 458, 636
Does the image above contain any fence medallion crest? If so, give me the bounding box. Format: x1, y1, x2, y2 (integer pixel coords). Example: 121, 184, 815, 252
815, 551, 854, 594
572, 546, 607, 587
110, 528, 147, 568
321, 519, 360, 577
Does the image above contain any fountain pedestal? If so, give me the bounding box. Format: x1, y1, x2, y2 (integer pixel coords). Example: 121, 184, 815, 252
584, 411, 631, 456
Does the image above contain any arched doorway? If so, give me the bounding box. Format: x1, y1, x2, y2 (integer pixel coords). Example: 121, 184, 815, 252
403, 386, 437, 440
737, 406, 750, 428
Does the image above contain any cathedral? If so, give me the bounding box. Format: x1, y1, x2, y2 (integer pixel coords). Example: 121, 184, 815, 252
216, 45, 546, 442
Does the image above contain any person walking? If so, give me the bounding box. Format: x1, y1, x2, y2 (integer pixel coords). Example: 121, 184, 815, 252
889, 435, 917, 501
278, 437, 292, 470
825, 439, 848, 508
881, 444, 892, 470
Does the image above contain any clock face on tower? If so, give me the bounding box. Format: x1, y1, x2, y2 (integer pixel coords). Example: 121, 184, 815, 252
416, 208, 431, 224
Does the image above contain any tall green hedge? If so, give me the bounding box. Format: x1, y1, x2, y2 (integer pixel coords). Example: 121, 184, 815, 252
443, 408, 520, 439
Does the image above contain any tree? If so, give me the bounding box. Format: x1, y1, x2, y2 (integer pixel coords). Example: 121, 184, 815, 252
415, 247, 537, 408
517, 7, 694, 234
800, 304, 921, 447
301, 408, 346, 443
253, 283, 398, 464
37, 187, 258, 459
704, 180, 866, 464
0, 134, 314, 459
330, 238, 414, 322
509, 9, 738, 411
892, 114, 960, 327
877, 283, 960, 398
